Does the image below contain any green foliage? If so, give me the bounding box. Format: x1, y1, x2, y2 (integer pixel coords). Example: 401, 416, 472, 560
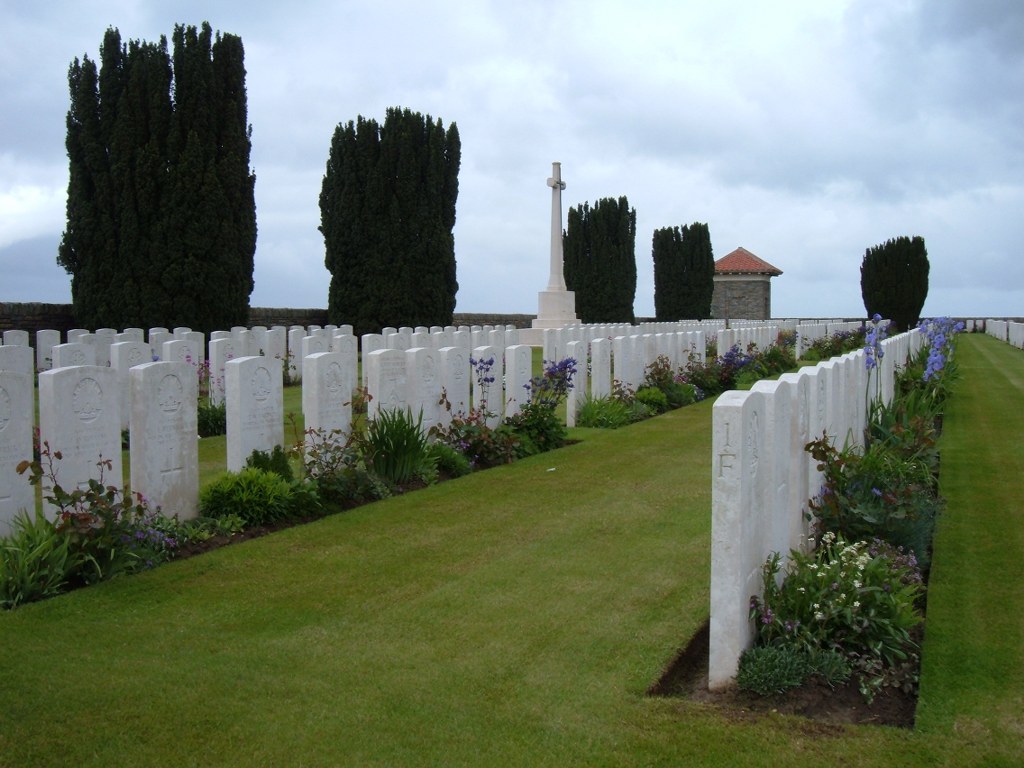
320, 107, 460, 335
860, 235, 930, 332
737, 646, 812, 695
750, 535, 923, 700
575, 395, 642, 429
807, 434, 942, 568
506, 402, 566, 456
563, 196, 637, 323
299, 427, 391, 506
59, 23, 255, 334
1, 510, 81, 610
427, 441, 473, 478
199, 467, 317, 527
634, 386, 669, 414
197, 400, 227, 437
363, 408, 436, 487
16, 445, 180, 588
800, 329, 865, 361
652, 222, 715, 320
430, 409, 521, 468
246, 445, 294, 482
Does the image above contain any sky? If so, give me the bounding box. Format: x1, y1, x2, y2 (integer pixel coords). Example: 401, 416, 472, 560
1, 0, 1022, 320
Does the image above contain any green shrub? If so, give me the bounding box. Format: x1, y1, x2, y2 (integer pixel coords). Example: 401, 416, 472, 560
246, 445, 295, 482
635, 386, 669, 413
197, 401, 227, 437
576, 395, 636, 429
506, 402, 566, 456
807, 434, 942, 566
299, 428, 391, 506
0, 510, 81, 610
430, 410, 521, 468
750, 534, 924, 676
737, 646, 810, 695
200, 468, 299, 526
18, 445, 179, 586
363, 408, 436, 486
428, 441, 473, 478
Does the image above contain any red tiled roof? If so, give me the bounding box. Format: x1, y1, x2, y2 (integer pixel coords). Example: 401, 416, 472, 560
715, 247, 782, 276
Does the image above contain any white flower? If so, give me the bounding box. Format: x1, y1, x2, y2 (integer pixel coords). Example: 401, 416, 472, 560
813, 603, 820, 610
853, 580, 862, 589
839, 593, 847, 601
815, 612, 826, 621
797, 587, 806, 593
853, 601, 861, 608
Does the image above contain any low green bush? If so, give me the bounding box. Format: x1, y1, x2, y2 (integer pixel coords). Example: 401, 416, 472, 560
576, 395, 636, 429
199, 467, 318, 526
634, 386, 669, 414
246, 445, 295, 482
737, 646, 810, 695
749, 533, 924, 700
428, 441, 473, 478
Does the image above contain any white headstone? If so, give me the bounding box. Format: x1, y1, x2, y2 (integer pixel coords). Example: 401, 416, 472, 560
129, 361, 199, 520
407, 347, 442, 431
438, 346, 470, 424
2, 330, 30, 347
36, 329, 60, 372
504, 345, 533, 418
207, 337, 237, 407
110, 340, 152, 429
224, 356, 284, 472
0, 371, 34, 536
51, 342, 96, 369
38, 366, 121, 515
0, 345, 34, 378
471, 345, 502, 428
302, 351, 356, 438
365, 349, 408, 418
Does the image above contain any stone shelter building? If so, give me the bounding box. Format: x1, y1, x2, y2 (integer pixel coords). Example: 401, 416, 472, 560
710, 247, 783, 321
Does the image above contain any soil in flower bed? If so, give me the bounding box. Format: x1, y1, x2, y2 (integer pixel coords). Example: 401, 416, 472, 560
647, 621, 918, 729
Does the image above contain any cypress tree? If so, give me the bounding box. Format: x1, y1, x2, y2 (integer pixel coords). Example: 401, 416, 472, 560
58, 23, 255, 334
563, 196, 636, 323
679, 222, 715, 319
652, 226, 684, 320
320, 107, 460, 335
860, 235, 930, 331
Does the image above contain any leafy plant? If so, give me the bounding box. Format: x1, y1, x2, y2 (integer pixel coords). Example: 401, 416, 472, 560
576, 395, 640, 429
505, 358, 577, 454
17, 444, 178, 586
199, 467, 316, 527
298, 427, 390, 506
197, 400, 227, 437
363, 408, 436, 487
246, 445, 295, 482
749, 533, 924, 700
737, 646, 810, 695
0, 510, 82, 609
427, 441, 473, 478
635, 386, 669, 414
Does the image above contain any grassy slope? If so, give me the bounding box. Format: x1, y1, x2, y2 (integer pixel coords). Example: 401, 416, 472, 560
915, 334, 1024, 755
1, 335, 1021, 766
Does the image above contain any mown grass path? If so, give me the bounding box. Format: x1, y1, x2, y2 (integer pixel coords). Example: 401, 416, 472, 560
1, 334, 1021, 766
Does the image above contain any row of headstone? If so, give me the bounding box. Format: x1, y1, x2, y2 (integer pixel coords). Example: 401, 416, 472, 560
0, 352, 291, 535
987, 319, 1024, 349
707, 326, 926, 690
715, 326, 778, 356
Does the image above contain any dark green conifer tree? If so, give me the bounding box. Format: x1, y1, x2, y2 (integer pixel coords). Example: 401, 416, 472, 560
860, 235, 929, 331
319, 107, 460, 335
59, 23, 255, 334
563, 196, 636, 323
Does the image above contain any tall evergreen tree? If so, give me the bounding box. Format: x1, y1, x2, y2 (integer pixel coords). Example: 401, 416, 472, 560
563, 196, 636, 323
58, 23, 255, 335
860, 235, 929, 331
653, 222, 714, 320
319, 107, 460, 335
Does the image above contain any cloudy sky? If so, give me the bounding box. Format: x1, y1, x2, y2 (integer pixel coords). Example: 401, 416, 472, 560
2, 0, 1022, 320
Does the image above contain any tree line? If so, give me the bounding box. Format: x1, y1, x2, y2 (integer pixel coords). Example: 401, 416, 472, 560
59, 23, 929, 334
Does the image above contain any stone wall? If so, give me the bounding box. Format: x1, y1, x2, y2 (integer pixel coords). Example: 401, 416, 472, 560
710, 278, 772, 321
0, 303, 77, 338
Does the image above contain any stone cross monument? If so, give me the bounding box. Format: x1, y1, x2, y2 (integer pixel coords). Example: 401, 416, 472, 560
531, 161, 578, 331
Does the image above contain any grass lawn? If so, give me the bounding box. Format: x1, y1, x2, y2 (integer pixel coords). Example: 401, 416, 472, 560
1, 334, 1021, 766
